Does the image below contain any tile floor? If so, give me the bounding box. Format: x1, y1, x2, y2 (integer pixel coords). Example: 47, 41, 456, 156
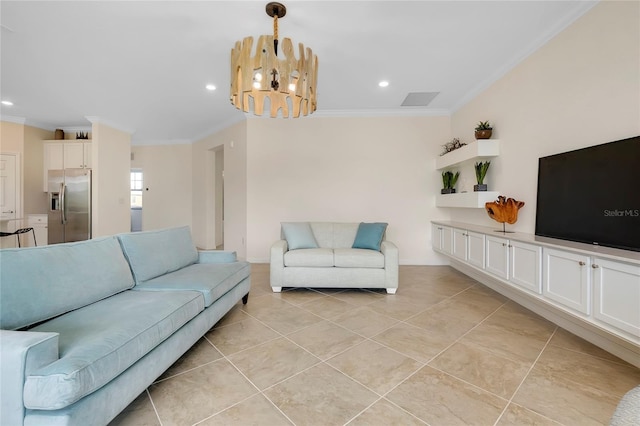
110, 264, 640, 426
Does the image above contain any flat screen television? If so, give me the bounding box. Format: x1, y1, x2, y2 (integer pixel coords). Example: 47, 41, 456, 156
535, 136, 640, 252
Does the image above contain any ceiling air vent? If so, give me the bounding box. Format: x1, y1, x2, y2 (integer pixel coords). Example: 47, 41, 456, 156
401, 92, 439, 107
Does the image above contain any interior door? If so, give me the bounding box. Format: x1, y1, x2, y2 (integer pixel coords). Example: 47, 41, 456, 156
0, 154, 17, 221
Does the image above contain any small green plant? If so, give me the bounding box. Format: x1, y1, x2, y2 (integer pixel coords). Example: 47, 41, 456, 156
440, 138, 466, 156
474, 161, 491, 184
475, 121, 493, 131
442, 170, 460, 189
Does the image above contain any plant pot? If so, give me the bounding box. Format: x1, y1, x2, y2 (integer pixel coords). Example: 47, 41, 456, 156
475, 129, 492, 139
441, 188, 456, 194
474, 184, 488, 191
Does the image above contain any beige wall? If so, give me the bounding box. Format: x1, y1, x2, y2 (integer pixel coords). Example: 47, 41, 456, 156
192, 121, 247, 256
447, 0, 640, 236
23, 125, 54, 215
245, 116, 450, 264
131, 144, 193, 232
91, 122, 132, 237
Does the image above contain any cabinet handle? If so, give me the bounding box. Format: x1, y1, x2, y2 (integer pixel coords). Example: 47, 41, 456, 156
502, 243, 506, 247
592, 264, 599, 269
508, 245, 513, 248
579, 261, 586, 266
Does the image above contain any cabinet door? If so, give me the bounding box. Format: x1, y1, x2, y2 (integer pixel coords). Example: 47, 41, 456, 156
486, 235, 509, 279
592, 258, 640, 337
432, 224, 443, 251
83, 143, 92, 168
43, 143, 64, 191
441, 226, 453, 255
543, 248, 590, 315
452, 228, 467, 261
467, 231, 485, 269
510, 241, 542, 294
64, 143, 85, 168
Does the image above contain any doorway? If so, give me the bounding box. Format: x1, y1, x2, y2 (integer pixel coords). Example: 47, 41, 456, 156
214, 147, 224, 249
130, 169, 143, 232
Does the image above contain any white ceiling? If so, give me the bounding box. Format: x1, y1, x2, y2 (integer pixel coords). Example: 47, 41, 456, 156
1, 1, 597, 145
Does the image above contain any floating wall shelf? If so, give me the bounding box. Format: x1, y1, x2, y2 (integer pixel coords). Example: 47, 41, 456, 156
436, 139, 500, 170
436, 191, 501, 208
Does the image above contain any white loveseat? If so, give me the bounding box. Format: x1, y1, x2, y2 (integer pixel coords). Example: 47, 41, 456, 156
270, 222, 399, 293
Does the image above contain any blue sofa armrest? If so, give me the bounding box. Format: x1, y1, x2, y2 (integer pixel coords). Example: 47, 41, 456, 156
1, 330, 59, 426
197, 250, 237, 264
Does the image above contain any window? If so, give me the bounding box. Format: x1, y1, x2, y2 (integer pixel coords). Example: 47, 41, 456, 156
131, 170, 143, 208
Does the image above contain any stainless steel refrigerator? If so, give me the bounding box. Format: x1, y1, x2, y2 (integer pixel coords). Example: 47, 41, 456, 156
48, 169, 92, 244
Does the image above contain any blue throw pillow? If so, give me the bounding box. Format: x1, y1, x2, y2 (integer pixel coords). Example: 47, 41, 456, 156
352, 222, 388, 251
281, 222, 318, 250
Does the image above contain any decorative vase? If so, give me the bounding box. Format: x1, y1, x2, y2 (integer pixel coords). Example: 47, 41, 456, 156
475, 129, 492, 139
441, 188, 456, 194
474, 184, 488, 191
55, 129, 64, 140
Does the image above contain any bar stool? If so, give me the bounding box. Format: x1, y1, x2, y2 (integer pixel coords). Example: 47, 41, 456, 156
0, 228, 37, 247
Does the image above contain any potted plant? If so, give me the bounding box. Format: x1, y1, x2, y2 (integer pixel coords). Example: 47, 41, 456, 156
441, 171, 460, 194
474, 161, 490, 191
475, 121, 493, 139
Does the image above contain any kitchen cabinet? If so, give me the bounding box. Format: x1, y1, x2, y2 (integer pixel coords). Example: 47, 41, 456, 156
26, 214, 47, 247
486, 236, 541, 294
432, 224, 453, 255
543, 247, 591, 315
43, 141, 92, 191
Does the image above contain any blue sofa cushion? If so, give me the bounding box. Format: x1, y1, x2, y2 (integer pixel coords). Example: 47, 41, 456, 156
117, 226, 198, 283
352, 222, 388, 251
0, 237, 135, 330
24, 289, 204, 410
133, 261, 251, 307
281, 222, 319, 250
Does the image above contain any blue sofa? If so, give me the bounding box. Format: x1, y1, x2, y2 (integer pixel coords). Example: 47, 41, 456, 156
0, 226, 251, 426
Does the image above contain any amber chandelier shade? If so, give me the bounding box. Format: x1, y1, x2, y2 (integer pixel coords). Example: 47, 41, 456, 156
230, 2, 318, 118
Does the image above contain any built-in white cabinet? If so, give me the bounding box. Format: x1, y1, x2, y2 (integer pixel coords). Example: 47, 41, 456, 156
432, 224, 453, 255
592, 257, 640, 337
43, 141, 92, 191
543, 247, 591, 315
485, 235, 541, 294
26, 214, 47, 247
431, 220, 640, 367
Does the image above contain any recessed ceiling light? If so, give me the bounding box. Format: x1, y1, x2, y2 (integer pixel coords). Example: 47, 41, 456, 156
205, 84, 216, 91
378, 81, 389, 88
1, 100, 14, 106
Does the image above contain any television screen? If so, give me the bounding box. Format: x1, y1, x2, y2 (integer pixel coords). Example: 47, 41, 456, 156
535, 136, 640, 252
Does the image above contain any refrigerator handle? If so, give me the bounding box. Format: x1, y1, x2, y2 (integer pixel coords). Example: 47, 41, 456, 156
60, 182, 67, 224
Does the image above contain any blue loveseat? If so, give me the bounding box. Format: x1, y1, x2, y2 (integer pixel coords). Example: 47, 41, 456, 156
0, 226, 251, 426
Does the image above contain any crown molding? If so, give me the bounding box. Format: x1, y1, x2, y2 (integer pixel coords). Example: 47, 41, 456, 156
132, 138, 193, 147
85, 116, 135, 135
0, 115, 26, 125
310, 108, 451, 118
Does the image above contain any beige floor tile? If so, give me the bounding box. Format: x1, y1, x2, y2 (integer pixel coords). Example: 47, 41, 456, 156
533, 345, 640, 398
264, 363, 378, 426
149, 359, 258, 426
287, 320, 365, 360
482, 302, 556, 341
373, 322, 459, 363
366, 296, 430, 321
156, 337, 223, 381
329, 288, 386, 306
328, 340, 422, 395
241, 292, 294, 316
496, 403, 562, 426
386, 366, 507, 425
228, 337, 320, 390
332, 305, 399, 337
299, 295, 356, 319
348, 398, 426, 426
212, 304, 252, 329
109, 391, 159, 426
275, 287, 328, 305
549, 327, 631, 364
206, 317, 280, 356
248, 303, 324, 335
512, 369, 621, 425
461, 322, 548, 363
429, 341, 531, 399
407, 308, 478, 338
199, 394, 293, 425
423, 296, 502, 325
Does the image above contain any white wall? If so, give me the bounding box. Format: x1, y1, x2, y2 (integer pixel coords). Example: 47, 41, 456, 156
448, 0, 640, 234
131, 144, 193, 232
91, 122, 132, 237
245, 116, 450, 264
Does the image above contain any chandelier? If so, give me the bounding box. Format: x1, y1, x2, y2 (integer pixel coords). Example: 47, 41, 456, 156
230, 2, 318, 118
